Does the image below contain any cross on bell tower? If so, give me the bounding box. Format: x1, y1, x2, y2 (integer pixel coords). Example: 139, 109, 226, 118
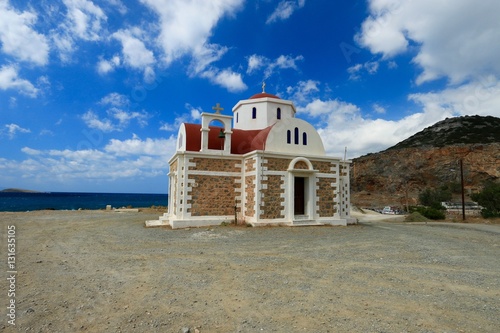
212, 103, 224, 114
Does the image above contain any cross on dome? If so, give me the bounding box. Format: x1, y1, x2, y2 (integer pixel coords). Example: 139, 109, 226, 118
262, 82, 266, 93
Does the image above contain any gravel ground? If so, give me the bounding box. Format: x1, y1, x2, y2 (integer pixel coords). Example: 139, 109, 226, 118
1, 210, 499, 333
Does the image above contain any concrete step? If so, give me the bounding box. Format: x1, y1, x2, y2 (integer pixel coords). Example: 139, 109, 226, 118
291, 220, 325, 227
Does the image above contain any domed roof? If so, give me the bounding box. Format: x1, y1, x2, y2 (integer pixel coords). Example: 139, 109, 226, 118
249, 92, 280, 99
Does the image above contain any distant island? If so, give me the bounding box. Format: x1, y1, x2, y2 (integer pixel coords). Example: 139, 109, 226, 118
0, 188, 41, 193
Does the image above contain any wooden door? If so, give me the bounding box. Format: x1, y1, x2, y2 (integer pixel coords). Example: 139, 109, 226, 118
294, 177, 305, 215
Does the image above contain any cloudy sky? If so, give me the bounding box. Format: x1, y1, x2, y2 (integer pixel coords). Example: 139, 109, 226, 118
1, 0, 499, 193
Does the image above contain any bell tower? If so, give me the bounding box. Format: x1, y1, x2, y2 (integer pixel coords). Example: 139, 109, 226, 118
200, 103, 233, 154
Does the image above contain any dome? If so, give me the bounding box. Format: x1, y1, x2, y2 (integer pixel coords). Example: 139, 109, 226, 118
249, 92, 280, 99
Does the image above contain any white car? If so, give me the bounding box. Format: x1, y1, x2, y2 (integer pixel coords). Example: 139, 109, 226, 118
382, 206, 396, 214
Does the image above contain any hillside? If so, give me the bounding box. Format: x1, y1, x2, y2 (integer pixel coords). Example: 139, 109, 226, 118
0, 188, 40, 193
351, 115, 500, 208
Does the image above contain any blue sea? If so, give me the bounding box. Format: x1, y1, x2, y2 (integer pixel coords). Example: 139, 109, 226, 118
0, 192, 168, 212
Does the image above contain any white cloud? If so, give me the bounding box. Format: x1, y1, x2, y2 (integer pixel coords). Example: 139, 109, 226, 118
112, 28, 155, 69
266, 0, 306, 24
347, 64, 363, 81
356, 0, 500, 84
110, 108, 149, 127
0, 1, 49, 66
372, 103, 386, 114
274, 54, 303, 71
189, 43, 229, 75
99, 92, 129, 107
97, 55, 121, 74
12, 136, 176, 185
140, 0, 243, 65
0, 65, 38, 97
246, 54, 266, 74
21, 147, 42, 155
200, 68, 247, 92
82, 107, 149, 132
160, 103, 203, 132
298, 73, 500, 158
143, 66, 156, 84
62, 0, 107, 41
52, 0, 107, 61
409, 76, 500, 118
247, 54, 304, 79
107, 0, 128, 15
104, 137, 174, 156
347, 61, 379, 80
286, 80, 320, 103
81, 110, 116, 132
82, 93, 150, 131
3, 123, 31, 139
298, 98, 445, 158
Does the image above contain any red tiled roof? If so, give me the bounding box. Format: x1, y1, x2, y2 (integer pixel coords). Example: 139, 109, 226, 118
249, 92, 280, 99
183, 123, 274, 154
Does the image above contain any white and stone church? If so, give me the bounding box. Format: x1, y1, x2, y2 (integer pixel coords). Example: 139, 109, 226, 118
146, 85, 355, 228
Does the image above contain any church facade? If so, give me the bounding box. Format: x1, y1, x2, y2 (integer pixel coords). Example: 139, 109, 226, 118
146, 89, 355, 228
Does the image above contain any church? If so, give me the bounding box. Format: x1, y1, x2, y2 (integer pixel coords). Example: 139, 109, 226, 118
146, 86, 356, 228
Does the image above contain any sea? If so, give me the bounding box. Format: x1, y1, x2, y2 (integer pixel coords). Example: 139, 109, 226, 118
0, 192, 168, 212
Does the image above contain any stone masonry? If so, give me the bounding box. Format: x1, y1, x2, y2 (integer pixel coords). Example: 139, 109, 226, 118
260, 175, 285, 219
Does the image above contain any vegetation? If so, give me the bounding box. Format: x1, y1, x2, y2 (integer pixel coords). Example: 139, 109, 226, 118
419, 186, 452, 209
471, 182, 500, 218
415, 186, 452, 220
405, 211, 430, 222
388, 115, 500, 150
410, 206, 446, 220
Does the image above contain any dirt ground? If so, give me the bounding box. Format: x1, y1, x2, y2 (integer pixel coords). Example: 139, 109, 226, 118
1, 210, 499, 333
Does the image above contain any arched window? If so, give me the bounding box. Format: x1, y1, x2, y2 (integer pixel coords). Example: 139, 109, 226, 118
303, 132, 307, 145
277, 107, 281, 119
287, 130, 291, 144
252, 107, 256, 119
294, 127, 299, 145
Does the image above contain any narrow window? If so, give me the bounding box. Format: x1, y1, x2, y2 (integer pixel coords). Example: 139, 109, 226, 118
294, 127, 299, 144
277, 107, 281, 119
303, 132, 307, 145
236, 112, 238, 123
252, 107, 256, 119
287, 130, 291, 144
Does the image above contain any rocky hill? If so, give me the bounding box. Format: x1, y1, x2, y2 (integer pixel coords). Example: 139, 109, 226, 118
351, 115, 500, 208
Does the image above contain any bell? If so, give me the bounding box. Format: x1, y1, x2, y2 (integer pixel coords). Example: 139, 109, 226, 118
218, 129, 225, 139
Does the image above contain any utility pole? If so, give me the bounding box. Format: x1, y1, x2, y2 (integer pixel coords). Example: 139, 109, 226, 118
460, 159, 466, 221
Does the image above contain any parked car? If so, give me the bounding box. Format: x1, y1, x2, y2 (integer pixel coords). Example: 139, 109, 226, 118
382, 206, 397, 214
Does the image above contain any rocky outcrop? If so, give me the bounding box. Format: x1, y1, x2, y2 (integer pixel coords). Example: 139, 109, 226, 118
351, 115, 500, 208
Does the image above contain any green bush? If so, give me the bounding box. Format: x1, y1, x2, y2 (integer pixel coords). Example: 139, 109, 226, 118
419, 187, 451, 208
471, 182, 500, 218
410, 206, 446, 220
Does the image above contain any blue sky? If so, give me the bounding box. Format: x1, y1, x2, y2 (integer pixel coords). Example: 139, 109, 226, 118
1, 0, 499, 193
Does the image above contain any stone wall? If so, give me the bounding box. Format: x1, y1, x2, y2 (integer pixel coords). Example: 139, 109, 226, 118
293, 161, 309, 170
245, 158, 256, 172
260, 175, 285, 219
316, 178, 336, 217
187, 175, 238, 216
189, 157, 241, 172
245, 175, 256, 217
313, 161, 335, 173
265, 158, 291, 171
171, 159, 178, 173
